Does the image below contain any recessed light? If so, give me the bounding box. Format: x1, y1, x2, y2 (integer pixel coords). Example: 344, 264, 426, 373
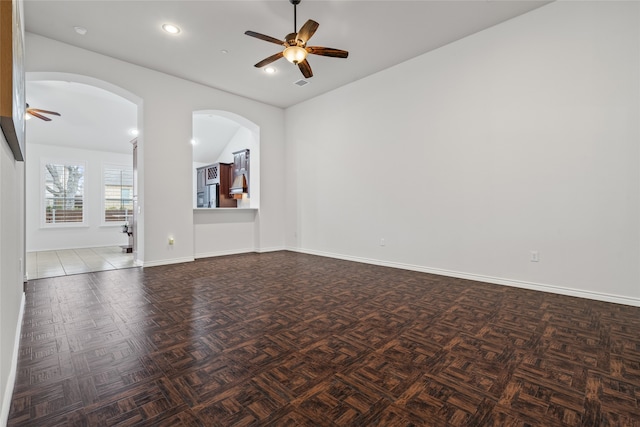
129, 129, 139, 136
162, 24, 181, 35
264, 67, 276, 74
220, 49, 229, 54
73, 26, 87, 36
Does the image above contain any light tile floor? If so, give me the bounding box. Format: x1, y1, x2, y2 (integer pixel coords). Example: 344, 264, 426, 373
26, 246, 137, 279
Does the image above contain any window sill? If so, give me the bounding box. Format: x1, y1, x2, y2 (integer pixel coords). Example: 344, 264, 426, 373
40, 224, 90, 230
100, 223, 127, 228
193, 207, 258, 211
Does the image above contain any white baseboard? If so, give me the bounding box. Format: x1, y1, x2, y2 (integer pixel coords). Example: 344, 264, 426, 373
1, 292, 25, 426
195, 246, 286, 259
144, 247, 287, 265
142, 256, 195, 268
195, 248, 255, 259
255, 246, 286, 254
289, 247, 640, 307
26, 243, 127, 253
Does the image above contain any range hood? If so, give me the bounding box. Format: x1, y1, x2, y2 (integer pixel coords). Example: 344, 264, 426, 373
230, 174, 248, 199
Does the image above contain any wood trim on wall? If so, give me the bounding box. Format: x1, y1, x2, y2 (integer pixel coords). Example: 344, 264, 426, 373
0, 0, 25, 161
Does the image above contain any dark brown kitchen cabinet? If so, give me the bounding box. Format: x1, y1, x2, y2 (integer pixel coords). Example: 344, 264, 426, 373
197, 163, 237, 208
217, 163, 237, 207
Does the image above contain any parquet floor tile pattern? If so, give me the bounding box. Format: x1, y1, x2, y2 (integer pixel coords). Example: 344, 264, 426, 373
8, 251, 640, 426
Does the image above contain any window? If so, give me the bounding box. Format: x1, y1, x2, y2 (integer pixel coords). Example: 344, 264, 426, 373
43, 161, 86, 225
103, 164, 133, 223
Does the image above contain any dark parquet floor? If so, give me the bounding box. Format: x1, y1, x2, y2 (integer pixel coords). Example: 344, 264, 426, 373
7, 251, 640, 426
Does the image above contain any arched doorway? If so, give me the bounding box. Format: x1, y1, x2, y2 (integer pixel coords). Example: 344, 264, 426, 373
25, 72, 144, 277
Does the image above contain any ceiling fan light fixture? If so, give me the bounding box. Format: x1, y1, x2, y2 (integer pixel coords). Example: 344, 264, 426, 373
283, 46, 307, 64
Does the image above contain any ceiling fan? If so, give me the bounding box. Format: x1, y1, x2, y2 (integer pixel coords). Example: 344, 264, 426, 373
244, 0, 348, 78
26, 104, 61, 122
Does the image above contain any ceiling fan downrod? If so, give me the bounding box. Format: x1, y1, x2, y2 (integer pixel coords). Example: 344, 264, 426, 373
291, 0, 301, 33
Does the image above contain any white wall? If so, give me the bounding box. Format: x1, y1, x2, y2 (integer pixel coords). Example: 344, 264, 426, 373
285, 1, 640, 305
26, 143, 132, 251
194, 209, 257, 258
26, 33, 286, 266
0, 135, 25, 424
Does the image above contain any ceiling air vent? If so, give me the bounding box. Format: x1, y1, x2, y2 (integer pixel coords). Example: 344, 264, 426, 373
293, 79, 310, 87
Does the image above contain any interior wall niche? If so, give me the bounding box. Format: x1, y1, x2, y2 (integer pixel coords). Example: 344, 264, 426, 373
192, 110, 260, 209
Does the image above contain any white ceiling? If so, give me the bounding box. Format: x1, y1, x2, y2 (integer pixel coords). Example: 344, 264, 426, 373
24, 1, 549, 154
26, 80, 137, 154
24, 0, 549, 109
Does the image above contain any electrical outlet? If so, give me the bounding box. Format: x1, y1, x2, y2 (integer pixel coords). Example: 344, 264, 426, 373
530, 251, 539, 262
380, 238, 386, 247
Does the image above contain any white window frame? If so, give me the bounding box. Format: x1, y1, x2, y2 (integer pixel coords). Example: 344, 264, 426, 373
101, 163, 134, 226
41, 158, 87, 228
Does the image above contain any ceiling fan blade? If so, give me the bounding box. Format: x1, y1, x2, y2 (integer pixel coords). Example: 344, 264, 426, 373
244, 31, 284, 46
254, 52, 284, 68
28, 108, 61, 116
306, 46, 349, 58
28, 111, 52, 121
298, 59, 313, 79
297, 19, 319, 44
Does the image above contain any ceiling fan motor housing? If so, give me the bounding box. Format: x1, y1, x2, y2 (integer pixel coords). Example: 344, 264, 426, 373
285, 32, 299, 47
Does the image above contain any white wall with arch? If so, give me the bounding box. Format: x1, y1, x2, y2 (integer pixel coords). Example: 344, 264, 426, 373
191, 110, 262, 258
25, 33, 286, 266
